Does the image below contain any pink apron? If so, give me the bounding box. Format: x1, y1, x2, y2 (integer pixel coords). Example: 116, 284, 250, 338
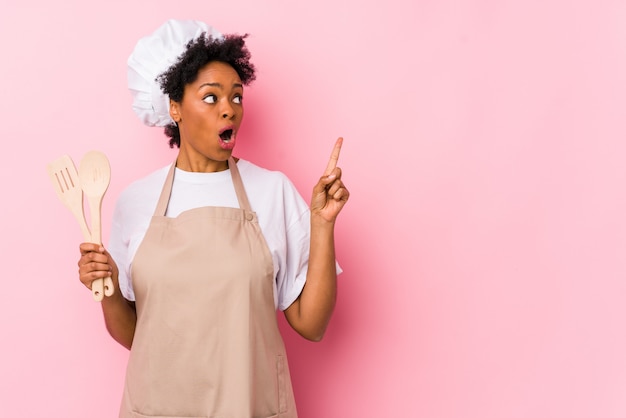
119, 158, 297, 417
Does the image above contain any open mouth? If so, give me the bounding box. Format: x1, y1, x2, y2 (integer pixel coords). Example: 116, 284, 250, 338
218, 127, 236, 150
219, 128, 234, 142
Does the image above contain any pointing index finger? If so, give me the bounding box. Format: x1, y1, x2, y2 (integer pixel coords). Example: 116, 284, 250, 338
324, 137, 343, 176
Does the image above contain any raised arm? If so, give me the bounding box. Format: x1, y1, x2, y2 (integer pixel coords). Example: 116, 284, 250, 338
78, 243, 137, 349
284, 138, 349, 341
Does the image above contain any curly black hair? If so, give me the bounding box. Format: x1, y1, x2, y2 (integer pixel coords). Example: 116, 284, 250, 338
157, 33, 256, 148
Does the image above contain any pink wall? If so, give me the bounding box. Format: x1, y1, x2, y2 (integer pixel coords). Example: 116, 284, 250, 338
3, 0, 626, 416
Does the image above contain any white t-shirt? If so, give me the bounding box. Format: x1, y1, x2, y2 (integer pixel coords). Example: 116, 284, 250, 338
108, 159, 333, 311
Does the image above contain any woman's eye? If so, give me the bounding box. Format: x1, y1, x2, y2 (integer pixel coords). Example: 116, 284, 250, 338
203, 95, 217, 104
233, 95, 243, 104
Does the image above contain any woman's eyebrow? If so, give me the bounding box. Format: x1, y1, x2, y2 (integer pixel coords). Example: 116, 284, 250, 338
199, 82, 243, 89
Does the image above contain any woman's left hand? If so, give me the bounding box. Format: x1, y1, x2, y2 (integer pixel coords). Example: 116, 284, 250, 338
310, 137, 350, 223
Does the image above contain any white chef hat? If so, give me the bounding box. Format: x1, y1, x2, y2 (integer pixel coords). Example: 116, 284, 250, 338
127, 19, 223, 127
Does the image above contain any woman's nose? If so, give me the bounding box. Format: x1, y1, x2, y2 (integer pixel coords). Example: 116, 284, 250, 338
221, 101, 234, 119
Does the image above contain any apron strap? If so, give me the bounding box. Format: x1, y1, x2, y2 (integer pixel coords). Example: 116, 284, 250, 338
228, 157, 252, 212
154, 163, 176, 217
153, 158, 252, 217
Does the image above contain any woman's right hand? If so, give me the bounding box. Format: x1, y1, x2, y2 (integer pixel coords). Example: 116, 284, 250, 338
77, 243, 119, 293
77, 243, 136, 349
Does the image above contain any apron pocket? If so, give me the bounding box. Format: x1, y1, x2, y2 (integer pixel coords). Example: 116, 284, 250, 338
277, 355, 287, 414
132, 412, 207, 418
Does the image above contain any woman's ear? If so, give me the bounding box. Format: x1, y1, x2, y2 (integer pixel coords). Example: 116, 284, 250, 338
169, 99, 181, 123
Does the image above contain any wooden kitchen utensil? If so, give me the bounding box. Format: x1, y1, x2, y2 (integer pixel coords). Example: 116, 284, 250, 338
48, 155, 102, 300
79, 151, 114, 300
46, 155, 92, 242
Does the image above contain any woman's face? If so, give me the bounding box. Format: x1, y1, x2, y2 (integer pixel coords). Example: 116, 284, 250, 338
171, 61, 244, 172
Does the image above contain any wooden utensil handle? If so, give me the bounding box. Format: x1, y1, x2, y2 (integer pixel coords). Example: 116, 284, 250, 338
104, 276, 114, 297
87, 195, 102, 244
92, 278, 105, 302
69, 206, 91, 242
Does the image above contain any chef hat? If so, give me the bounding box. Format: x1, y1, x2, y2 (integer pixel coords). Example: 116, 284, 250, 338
127, 19, 223, 127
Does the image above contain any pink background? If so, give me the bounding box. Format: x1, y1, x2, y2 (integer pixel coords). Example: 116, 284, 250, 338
2, 0, 626, 416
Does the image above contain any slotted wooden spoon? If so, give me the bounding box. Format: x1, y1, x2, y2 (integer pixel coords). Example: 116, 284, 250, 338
79, 151, 114, 300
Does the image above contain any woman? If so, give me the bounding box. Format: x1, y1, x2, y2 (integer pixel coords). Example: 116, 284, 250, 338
77, 19, 348, 418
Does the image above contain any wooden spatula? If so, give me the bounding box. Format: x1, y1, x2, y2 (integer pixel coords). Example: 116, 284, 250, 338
47, 155, 92, 242
79, 151, 114, 299
47, 155, 105, 300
